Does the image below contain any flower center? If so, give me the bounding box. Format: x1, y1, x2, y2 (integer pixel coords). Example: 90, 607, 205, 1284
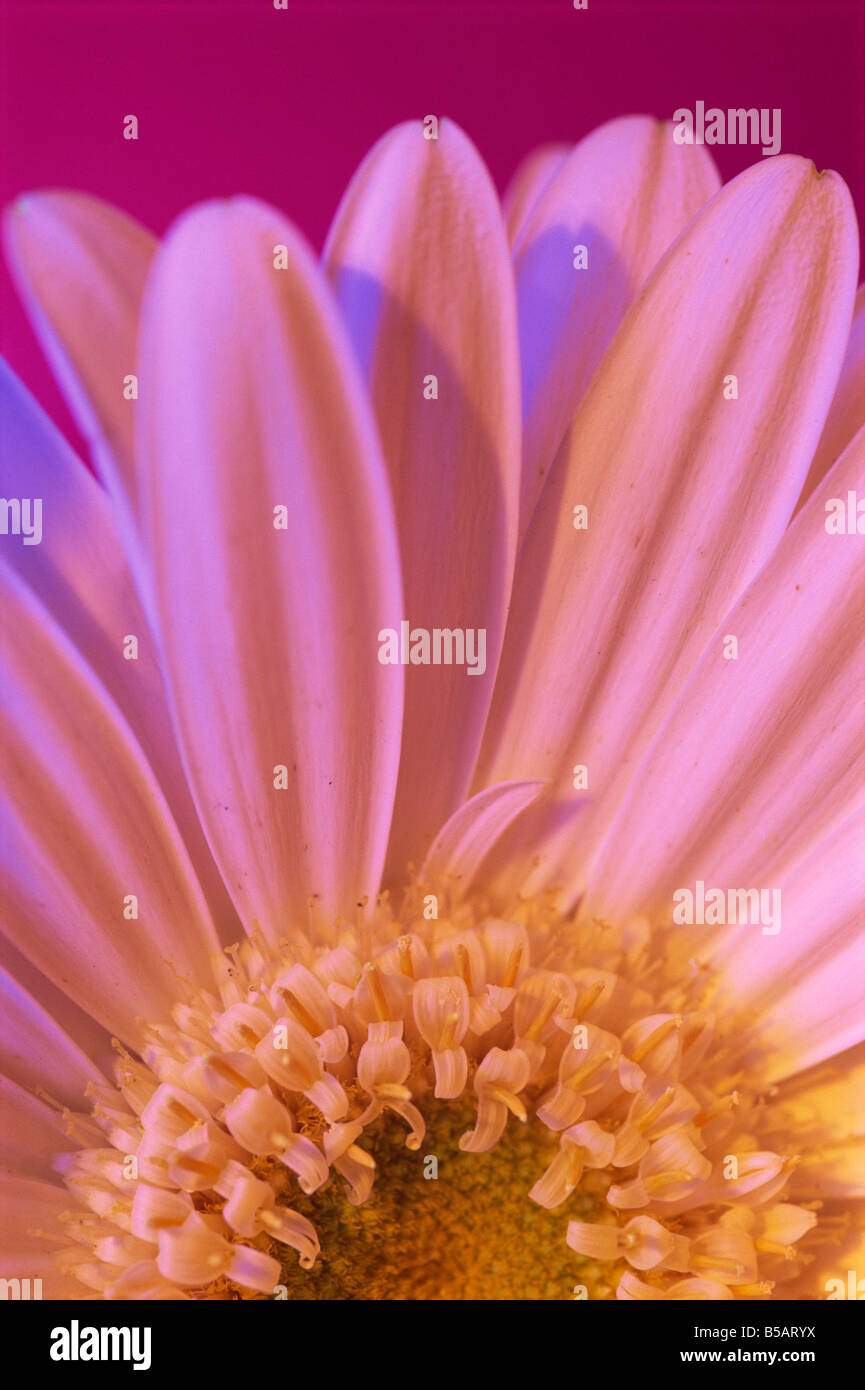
272, 1099, 614, 1300
47, 885, 821, 1301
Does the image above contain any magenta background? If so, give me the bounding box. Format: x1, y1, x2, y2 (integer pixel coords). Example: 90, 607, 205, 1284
2, 0, 864, 460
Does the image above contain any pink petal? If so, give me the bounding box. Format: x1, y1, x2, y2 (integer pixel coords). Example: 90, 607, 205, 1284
3, 192, 155, 570
688, 1227, 757, 1285
583, 425, 865, 927
515, 116, 720, 537
421, 779, 545, 897
529, 1141, 582, 1208
0, 358, 237, 939
616, 1270, 665, 1300
460, 1045, 531, 1152
666, 1278, 733, 1301
0, 964, 105, 1107
156, 1210, 279, 1291
412, 977, 469, 1047
797, 282, 865, 509
257, 1204, 320, 1269
624, 1216, 683, 1272
502, 142, 570, 246
357, 1035, 411, 1091
566, 1219, 620, 1261
324, 120, 520, 878
0, 932, 113, 1078
714, 808, 865, 1081
333, 1147, 376, 1206
769, 1045, 865, 1199
760, 1204, 819, 1246
478, 157, 859, 906
0, 1074, 78, 1179
0, 572, 222, 1044
136, 198, 404, 940
703, 1152, 790, 1207
129, 1185, 192, 1245
0, 1175, 90, 1298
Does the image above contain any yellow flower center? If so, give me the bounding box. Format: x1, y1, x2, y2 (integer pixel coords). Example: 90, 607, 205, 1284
46, 884, 821, 1301
272, 1099, 614, 1300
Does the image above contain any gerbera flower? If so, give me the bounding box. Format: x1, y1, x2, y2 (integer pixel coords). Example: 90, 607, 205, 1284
1, 116, 863, 1301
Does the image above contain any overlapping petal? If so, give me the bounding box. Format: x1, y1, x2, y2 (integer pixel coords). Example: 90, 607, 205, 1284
797, 283, 865, 508
0, 1176, 92, 1297
136, 198, 404, 939
514, 116, 720, 535
421, 778, 544, 896
324, 120, 520, 879
0, 1075, 82, 1180
0, 115, 862, 1307
0, 965, 105, 1108
3, 192, 156, 589
502, 142, 570, 246
767, 1043, 865, 1199
0, 934, 112, 1078
476, 156, 858, 904
712, 808, 865, 1081
0, 359, 237, 936
581, 424, 865, 925
0, 569, 222, 1042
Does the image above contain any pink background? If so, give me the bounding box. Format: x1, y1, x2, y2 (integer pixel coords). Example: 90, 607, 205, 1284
2, 0, 863, 459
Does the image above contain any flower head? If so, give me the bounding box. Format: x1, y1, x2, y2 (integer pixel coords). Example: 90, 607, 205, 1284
1, 116, 863, 1301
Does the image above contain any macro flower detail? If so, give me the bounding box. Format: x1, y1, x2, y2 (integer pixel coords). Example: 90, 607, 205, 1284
1, 116, 863, 1301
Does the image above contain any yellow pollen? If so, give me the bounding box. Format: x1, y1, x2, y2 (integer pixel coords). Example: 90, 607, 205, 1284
501, 943, 523, 988
225, 943, 244, 972
635, 1086, 676, 1129
455, 943, 474, 993
489, 1087, 528, 1122
691, 1255, 746, 1276
397, 936, 415, 978
567, 1049, 614, 1090
525, 986, 563, 1041
278, 989, 320, 1036
645, 1169, 691, 1192
755, 1239, 797, 1260
694, 1090, 740, 1125
631, 1015, 682, 1064
363, 962, 390, 1022
575, 980, 606, 1017
174, 1157, 217, 1179
209, 1055, 253, 1088
439, 1010, 461, 1050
